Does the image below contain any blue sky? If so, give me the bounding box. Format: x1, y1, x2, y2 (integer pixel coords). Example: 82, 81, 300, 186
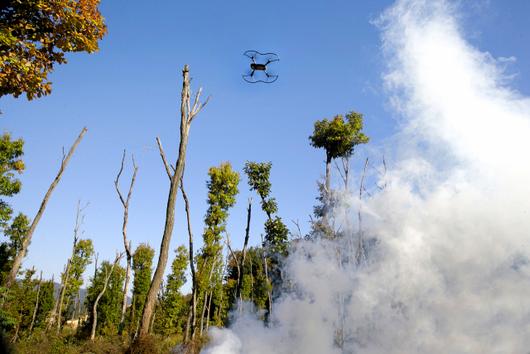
1, 0, 530, 285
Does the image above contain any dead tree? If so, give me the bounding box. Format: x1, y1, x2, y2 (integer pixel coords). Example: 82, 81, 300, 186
7, 127, 87, 288
91, 253, 123, 341
114, 150, 138, 332
138, 65, 209, 337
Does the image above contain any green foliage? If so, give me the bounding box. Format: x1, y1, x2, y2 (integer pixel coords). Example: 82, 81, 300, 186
0, 268, 52, 338
243, 162, 272, 202
0, 133, 24, 230
0, 212, 29, 283
0, 0, 107, 99
154, 246, 188, 336
62, 239, 94, 318
225, 247, 271, 312
203, 162, 240, 246
264, 217, 289, 257
309, 111, 369, 162
130, 243, 154, 333
84, 260, 125, 337
244, 161, 289, 258
34, 279, 55, 330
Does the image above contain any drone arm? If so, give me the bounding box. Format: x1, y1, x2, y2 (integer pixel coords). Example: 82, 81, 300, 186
264, 57, 280, 66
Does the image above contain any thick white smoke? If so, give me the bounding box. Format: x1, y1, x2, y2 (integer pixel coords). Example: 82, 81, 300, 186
202, 0, 530, 353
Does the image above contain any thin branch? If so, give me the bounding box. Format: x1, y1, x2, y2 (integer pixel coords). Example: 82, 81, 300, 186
114, 150, 127, 206
156, 137, 173, 180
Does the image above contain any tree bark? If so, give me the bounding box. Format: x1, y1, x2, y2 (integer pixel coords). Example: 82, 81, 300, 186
7, 128, 87, 288
138, 65, 208, 338
91, 253, 122, 341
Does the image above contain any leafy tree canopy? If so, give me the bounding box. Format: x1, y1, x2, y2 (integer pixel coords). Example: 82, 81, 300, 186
309, 111, 369, 162
0, 0, 107, 99
0, 134, 24, 229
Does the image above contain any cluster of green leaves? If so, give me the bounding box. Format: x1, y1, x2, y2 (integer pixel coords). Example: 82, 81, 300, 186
309, 111, 369, 162
0, 0, 107, 99
83, 261, 126, 337
129, 243, 154, 334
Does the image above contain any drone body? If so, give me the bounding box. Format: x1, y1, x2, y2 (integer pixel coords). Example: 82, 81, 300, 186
243, 50, 279, 83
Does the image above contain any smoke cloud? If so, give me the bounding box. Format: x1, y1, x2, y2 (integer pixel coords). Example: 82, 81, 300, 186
202, 0, 530, 353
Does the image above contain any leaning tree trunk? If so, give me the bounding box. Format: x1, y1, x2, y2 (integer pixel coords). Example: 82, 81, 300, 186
138, 65, 208, 338
6, 127, 87, 288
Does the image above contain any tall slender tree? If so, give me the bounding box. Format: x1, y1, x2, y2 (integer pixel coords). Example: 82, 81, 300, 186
114, 150, 138, 332
139, 65, 209, 338
7, 127, 87, 287
196, 162, 239, 334
244, 161, 289, 319
309, 111, 369, 237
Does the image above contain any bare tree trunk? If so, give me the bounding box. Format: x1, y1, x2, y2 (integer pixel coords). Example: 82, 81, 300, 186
115, 151, 138, 333
91, 253, 122, 341
179, 177, 197, 341
29, 271, 43, 333
7, 127, 87, 288
138, 65, 209, 338
236, 199, 252, 304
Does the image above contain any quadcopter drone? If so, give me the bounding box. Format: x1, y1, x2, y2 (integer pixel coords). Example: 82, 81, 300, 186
242, 50, 280, 84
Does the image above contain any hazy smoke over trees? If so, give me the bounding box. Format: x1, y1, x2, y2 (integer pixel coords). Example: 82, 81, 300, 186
203, 0, 530, 353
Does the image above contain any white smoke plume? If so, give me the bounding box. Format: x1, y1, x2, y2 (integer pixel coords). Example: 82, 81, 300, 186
202, 0, 530, 353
